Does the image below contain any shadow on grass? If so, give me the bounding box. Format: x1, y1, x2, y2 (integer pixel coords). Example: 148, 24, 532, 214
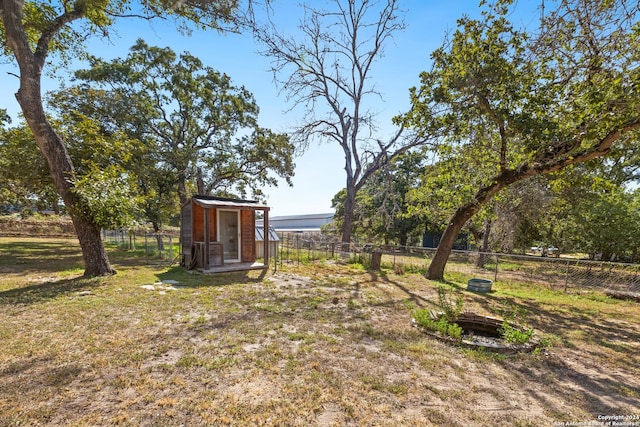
0, 239, 104, 305
164, 262, 639, 419
378, 266, 640, 415
366, 268, 435, 309
453, 283, 640, 413
156, 266, 268, 288
0, 276, 106, 305
0, 239, 84, 274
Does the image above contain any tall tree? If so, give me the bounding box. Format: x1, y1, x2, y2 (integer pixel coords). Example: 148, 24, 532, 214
0, 0, 240, 276
331, 151, 425, 245
563, 183, 640, 262
400, 0, 640, 280
252, 0, 427, 247
0, 119, 61, 212
53, 40, 294, 204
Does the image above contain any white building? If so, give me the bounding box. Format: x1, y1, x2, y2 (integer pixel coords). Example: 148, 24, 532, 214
256, 213, 334, 234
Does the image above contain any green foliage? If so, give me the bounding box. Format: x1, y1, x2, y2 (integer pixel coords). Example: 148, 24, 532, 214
436, 286, 464, 321
0, 109, 9, 126
0, 2, 89, 71
1, 0, 244, 276
45, 40, 294, 231
499, 322, 534, 345
413, 286, 464, 340
51, 40, 294, 206
330, 152, 426, 245
563, 186, 640, 261
1, 0, 240, 66
0, 121, 60, 211
412, 309, 463, 341
498, 303, 534, 345
73, 165, 140, 229
397, 0, 640, 278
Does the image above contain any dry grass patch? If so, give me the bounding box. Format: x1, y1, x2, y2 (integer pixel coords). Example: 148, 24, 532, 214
0, 237, 638, 426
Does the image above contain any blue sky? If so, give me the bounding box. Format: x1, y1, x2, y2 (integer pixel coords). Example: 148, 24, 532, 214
0, 1, 539, 217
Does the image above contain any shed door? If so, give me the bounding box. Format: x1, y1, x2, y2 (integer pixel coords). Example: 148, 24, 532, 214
218, 210, 240, 262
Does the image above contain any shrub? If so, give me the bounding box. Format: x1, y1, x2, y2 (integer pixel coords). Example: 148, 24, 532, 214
413, 309, 463, 340
499, 322, 534, 344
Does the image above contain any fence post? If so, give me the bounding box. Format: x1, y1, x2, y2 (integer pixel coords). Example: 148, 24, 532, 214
494, 254, 499, 282
424, 247, 429, 271
272, 240, 277, 273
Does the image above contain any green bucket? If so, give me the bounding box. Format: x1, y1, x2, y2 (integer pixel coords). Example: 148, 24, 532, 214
467, 278, 493, 293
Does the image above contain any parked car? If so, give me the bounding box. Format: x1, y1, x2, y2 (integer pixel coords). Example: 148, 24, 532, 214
530, 245, 559, 257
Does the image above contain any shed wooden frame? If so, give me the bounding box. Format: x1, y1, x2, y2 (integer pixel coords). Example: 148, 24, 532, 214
180, 196, 270, 273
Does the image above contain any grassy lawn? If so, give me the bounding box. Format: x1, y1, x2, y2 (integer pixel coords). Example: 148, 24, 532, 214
1, 237, 638, 426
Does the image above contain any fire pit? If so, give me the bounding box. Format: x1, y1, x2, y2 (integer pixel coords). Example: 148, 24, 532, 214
414, 312, 538, 353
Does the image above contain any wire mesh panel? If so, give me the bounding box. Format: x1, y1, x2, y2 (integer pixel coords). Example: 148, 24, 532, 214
102, 230, 177, 265
477, 253, 640, 294
275, 235, 640, 294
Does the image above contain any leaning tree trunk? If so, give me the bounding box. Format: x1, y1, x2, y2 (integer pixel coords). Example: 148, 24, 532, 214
427, 203, 481, 280
427, 167, 526, 280
426, 113, 640, 281
14, 49, 114, 276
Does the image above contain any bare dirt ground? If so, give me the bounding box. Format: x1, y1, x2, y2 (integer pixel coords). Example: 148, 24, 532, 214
0, 239, 639, 426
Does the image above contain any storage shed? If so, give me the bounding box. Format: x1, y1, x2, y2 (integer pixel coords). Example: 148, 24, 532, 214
181, 195, 270, 273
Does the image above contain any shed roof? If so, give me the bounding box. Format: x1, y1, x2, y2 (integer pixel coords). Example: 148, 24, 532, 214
255, 226, 280, 242
191, 195, 269, 210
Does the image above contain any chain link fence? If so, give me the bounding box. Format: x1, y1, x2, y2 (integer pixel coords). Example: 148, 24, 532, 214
102, 230, 179, 265
277, 234, 640, 294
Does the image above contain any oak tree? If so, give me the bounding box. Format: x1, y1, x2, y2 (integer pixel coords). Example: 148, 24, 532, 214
52, 40, 294, 211
400, 0, 640, 279
0, 0, 240, 276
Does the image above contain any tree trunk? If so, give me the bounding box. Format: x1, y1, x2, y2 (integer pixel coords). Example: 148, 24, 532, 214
10, 36, 114, 276
196, 167, 205, 195
177, 178, 188, 205
426, 118, 640, 280
23, 121, 114, 277
371, 250, 382, 270
152, 223, 165, 252
477, 220, 491, 268
427, 169, 521, 280
341, 183, 356, 252
427, 204, 479, 280
72, 215, 116, 276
